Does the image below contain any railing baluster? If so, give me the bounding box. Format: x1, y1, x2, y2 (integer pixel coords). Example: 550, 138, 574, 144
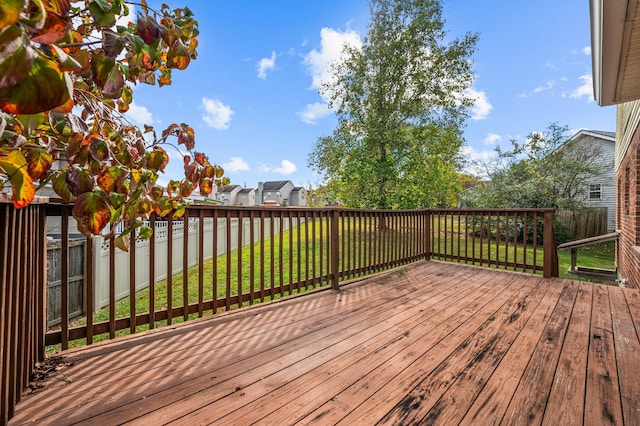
212, 210, 218, 314
183, 210, 189, 321
167, 217, 173, 325
130, 228, 136, 334
149, 214, 156, 328
198, 210, 204, 316
61, 211, 69, 350
249, 210, 255, 305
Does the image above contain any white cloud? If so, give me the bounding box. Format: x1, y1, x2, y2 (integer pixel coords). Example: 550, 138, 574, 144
303, 27, 362, 94
298, 102, 331, 125
461, 145, 497, 162
570, 74, 594, 101
125, 101, 153, 127
260, 160, 297, 175
257, 51, 276, 79
466, 88, 492, 120
222, 156, 250, 172
274, 160, 297, 175
582, 46, 591, 56
484, 133, 502, 145
519, 80, 557, 98
533, 80, 556, 94
202, 97, 234, 130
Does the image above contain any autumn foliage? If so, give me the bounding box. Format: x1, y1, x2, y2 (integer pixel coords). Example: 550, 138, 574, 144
0, 0, 227, 248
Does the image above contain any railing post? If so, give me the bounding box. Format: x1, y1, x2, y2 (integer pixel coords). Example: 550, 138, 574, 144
424, 210, 431, 260
330, 209, 340, 290
543, 210, 559, 278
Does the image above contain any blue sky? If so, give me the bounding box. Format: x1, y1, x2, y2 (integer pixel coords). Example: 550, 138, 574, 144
127, 1, 616, 189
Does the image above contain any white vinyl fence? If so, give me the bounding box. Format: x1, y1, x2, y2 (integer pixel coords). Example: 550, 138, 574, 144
89, 217, 296, 312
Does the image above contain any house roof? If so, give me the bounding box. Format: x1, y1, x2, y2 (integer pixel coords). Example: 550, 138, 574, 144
218, 184, 240, 193
238, 188, 254, 194
262, 181, 291, 191
590, 0, 640, 105
291, 187, 305, 192
569, 129, 615, 142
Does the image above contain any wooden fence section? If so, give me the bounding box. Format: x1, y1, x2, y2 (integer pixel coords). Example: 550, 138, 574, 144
556, 207, 608, 239
42, 206, 557, 350
0, 198, 47, 422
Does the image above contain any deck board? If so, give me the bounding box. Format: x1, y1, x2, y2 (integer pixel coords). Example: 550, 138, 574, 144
9, 261, 640, 425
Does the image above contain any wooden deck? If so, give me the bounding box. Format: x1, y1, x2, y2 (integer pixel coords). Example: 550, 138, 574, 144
10, 261, 640, 425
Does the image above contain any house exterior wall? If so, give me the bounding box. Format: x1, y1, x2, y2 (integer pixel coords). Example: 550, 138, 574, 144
215, 186, 241, 206
577, 135, 616, 232
290, 189, 307, 206
615, 99, 640, 289
236, 191, 255, 206
262, 182, 294, 206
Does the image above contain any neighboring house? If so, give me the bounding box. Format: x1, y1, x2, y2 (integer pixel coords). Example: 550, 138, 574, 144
215, 184, 241, 206
256, 181, 295, 206
568, 130, 616, 232
590, 0, 640, 288
290, 187, 308, 207
236, 188, 256, 207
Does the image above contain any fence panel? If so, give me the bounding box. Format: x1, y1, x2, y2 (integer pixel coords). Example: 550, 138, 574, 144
556, 207, 608, 240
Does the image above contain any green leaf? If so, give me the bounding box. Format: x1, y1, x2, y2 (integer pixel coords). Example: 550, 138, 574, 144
0, 54, 72, 114
89, 1, 116, 28
52, 169, 74, 202
91, 52, 124, 98
0, 149, 34, 208
0, 0, 23, 29
0, 25, 34, 89
72, 192, 111, 236
114, 232, 130, 251
138, 225, 153, 240
146, 146, 168, 172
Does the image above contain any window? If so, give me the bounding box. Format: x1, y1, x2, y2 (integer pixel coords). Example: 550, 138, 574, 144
589, 184, 602, 200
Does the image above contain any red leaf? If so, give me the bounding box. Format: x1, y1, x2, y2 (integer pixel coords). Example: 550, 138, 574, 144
66, 164, 94, 196
136, 12, 160, 45
30, 10, 71, 44
88, 135, 110, 163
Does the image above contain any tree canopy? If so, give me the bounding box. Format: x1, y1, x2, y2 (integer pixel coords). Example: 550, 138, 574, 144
308, 0, 478, 209
466, 123, 603, 209
0, 0, 227, 249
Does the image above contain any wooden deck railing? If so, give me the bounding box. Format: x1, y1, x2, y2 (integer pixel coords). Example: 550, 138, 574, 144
42, 206, 557, 350
0, 197, 47, 422
430, 209, 558, 277
1, 202, 558, 423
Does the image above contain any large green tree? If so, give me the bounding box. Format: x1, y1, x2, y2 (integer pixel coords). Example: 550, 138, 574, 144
308, 0, 478, 209
0, 0, 227, 249
466, 123, 603, 209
